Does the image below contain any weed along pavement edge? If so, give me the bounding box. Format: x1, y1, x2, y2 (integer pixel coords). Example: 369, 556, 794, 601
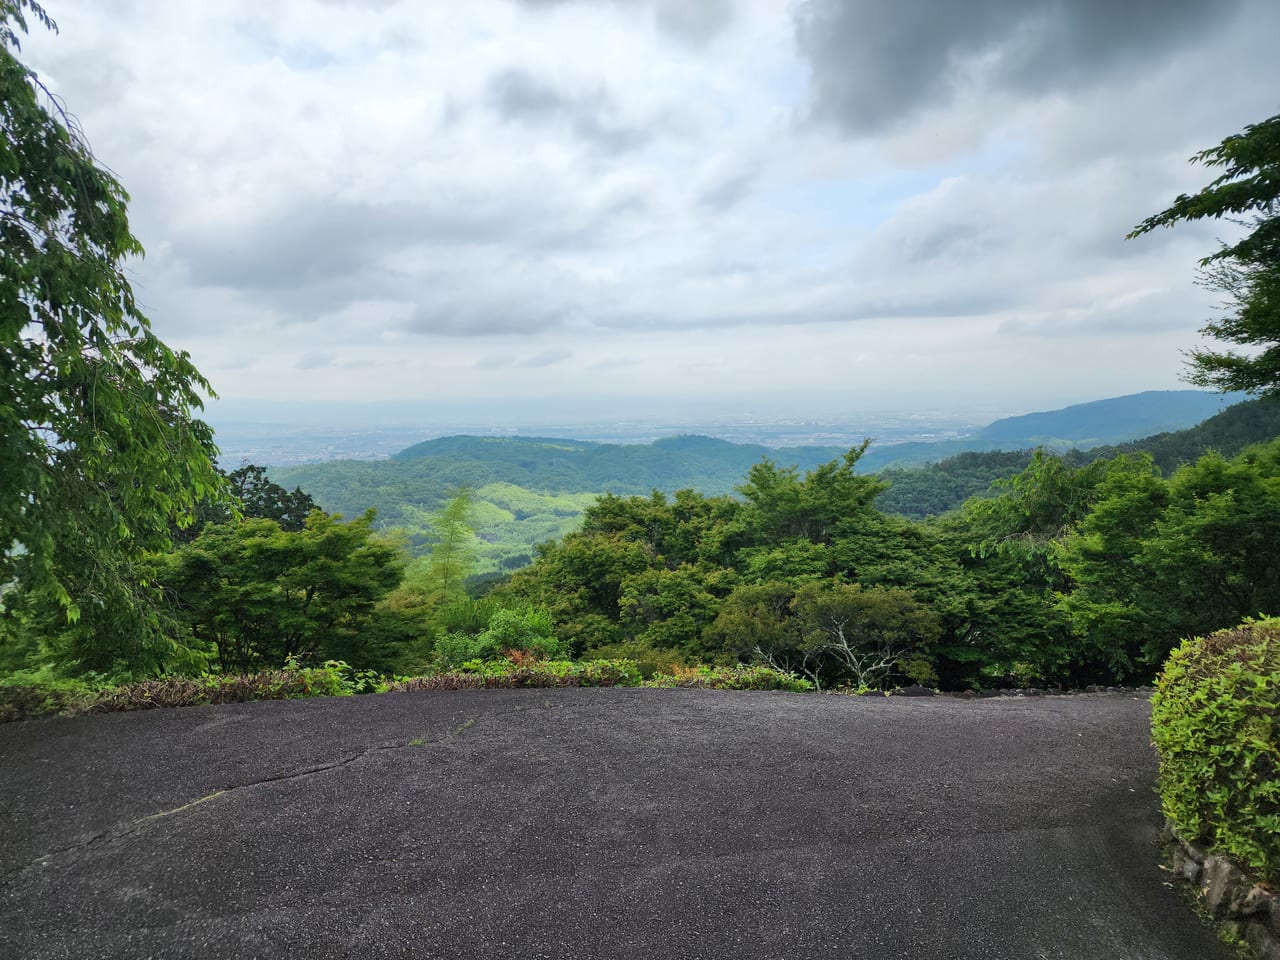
0, 688, 1233, 960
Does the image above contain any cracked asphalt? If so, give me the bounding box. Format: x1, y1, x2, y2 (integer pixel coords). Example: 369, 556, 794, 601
1, 688, 1231, 960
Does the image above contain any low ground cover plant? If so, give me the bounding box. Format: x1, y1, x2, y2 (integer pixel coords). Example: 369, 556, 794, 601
387, 658, 643, 691
0, 659, 383, 721
0, 656, 819, 721
644, 663, 814, 692
1151, 617, 1279, 885
0, 669, 101, 722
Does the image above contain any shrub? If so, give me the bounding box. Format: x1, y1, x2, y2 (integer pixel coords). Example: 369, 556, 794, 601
91, 660, 361, 712
0, 660, 377, 721
587, 639, 690, 678
1152, 618, 1280, 884
386, 658, 643, 692
434, 606, 565, 668
643, 664, 814, 693
0, 671, 101, 722
433, 631, 504, 668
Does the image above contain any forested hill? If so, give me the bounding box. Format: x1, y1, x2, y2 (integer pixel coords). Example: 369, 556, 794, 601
857, 389, 1243, 470
387, 434, 849, 492
969, 389, 1245, 449
1089, 394, 1280, 472
269, 391, 1276, 572
272, 436, 848, 571
876, 394, 1280, 518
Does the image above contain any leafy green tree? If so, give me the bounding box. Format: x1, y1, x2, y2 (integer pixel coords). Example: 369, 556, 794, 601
703, 580, 802, 670
497, 532, 650, 652
939, 453, 1124, 686
434, 605, 563, 668
962, 450, 1111, 555
708, 579, 939, 690
1057, 443, 1280, 680
1129, 443, 1280, 667
733, 443, 881, 547
876, 451, 1033, 520
1129, 113, 1280, 393
582, 489, 740, 568
227, 465, 317, 531
942, 536, 1078, 686
172, 463, 318, 543
1, 0, 224, 674
617, 563, 730, 657
157, 511, 405, 672
424, 489, 478, 605
389, 489, 479, 631
1053, 461, 1170, 678
791, 580, 941, 690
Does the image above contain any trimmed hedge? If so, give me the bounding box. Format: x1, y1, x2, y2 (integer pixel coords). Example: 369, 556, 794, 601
1152, 618, 1280, 885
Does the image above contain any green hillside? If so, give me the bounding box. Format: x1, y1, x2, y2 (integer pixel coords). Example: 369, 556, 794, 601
1086, 394, 1280, 473
857, 389, 1242, 470
876, 394, 1280, 519
272, 435, 848, 572
969, 390, 1244, 448
271, 392, 1279, 568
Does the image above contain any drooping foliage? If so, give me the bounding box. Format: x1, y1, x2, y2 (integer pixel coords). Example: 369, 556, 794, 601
1, 0, 225, 675
1130, 112, 1280, 394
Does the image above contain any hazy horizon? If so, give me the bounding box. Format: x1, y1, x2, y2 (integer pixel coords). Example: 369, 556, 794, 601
202, 387, 1245, 467
203, 385, 1235, 432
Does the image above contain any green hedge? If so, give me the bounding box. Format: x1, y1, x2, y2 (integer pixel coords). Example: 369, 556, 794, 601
1152, 618, 1280, 884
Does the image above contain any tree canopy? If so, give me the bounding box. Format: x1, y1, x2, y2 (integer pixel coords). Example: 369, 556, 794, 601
1130, 113, 1280, 394
1, 1, 224, 673
157, 511, 405, 673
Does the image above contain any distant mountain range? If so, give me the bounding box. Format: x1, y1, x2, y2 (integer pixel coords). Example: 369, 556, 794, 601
271, 390, 1274, 572
855, 389, 1246, 470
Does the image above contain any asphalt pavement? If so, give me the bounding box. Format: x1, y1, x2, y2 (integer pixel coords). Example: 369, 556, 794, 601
0, 688, 1231, 959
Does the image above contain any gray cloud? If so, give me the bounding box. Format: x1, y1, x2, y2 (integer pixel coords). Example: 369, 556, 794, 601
295, 351, 336, 370
512, 0, 735, 45
592, 287, 1021, 333
487, 68, 651, 153
176, 202, 422, 293
697, 171, 754, 213
473, 354, 517, 370
402, 301, 571, 338
518, 349, 573, 368
794, 0, 1242, 133
651, 0, 734, 46
996, 285, 1217, 339
470, 349, 572, 368
164, 190, 625, 333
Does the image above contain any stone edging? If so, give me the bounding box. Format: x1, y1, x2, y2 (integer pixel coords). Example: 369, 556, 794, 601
1166, 826, 1279, 959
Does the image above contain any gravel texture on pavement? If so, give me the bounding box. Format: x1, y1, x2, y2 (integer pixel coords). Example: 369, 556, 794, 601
0, 688, 1231, 960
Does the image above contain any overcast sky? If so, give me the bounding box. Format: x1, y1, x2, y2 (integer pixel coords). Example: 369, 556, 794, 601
19, 0, 1280, 421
